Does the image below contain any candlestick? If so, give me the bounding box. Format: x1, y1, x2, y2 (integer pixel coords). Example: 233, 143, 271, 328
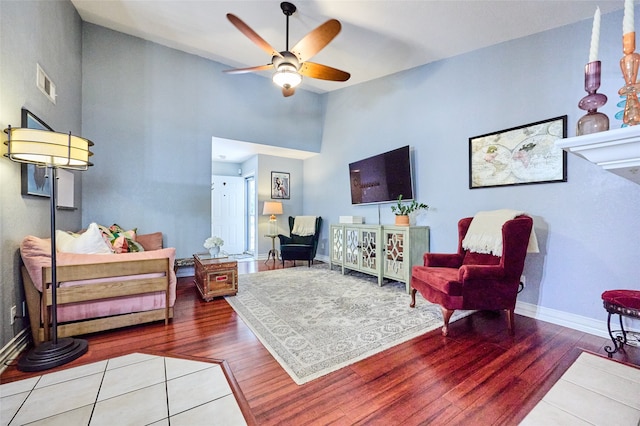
624, 0, 635, 35
589, 7, 601, 63
619, 32, 640, 126
577, 61, 609, 135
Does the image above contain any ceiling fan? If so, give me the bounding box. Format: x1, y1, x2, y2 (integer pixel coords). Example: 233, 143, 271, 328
224, 1, 350, 97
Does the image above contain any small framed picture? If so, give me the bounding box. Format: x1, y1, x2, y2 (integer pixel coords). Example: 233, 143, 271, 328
469, 115, 567, 189
271, 171, 290, 199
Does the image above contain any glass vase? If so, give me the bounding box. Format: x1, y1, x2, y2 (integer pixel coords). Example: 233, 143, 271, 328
208, 246, 220, 258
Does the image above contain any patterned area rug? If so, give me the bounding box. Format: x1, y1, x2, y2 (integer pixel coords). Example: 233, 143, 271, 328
226, 264, 471, 385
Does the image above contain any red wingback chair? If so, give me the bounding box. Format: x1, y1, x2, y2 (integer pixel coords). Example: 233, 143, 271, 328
410, 215, 533, 336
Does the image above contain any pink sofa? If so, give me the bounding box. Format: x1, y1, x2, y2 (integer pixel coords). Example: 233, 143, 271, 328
20, 232, 177, 345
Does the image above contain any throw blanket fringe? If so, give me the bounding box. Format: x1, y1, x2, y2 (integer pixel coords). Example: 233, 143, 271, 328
292, 216, 316, 236
462, 209, 539, 256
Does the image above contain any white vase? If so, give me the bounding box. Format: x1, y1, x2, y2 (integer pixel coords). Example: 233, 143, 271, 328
208, 246, 220, 257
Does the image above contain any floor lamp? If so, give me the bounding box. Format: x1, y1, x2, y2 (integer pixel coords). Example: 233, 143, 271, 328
4, 125, 93, 372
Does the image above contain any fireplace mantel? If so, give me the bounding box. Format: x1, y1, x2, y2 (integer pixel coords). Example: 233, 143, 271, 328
556, 126, 640, 184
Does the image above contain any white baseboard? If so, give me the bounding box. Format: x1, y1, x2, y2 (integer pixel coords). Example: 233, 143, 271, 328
0, 328, 30, 376
515, 301, 639, 339
175, 266, 194, 278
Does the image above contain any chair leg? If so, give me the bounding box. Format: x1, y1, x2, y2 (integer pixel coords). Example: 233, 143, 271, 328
441, 307, 454, 336
409, 288, 417, 308
506, 309, 515, 335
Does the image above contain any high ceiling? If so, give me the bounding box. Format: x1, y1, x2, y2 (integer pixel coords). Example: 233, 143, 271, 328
70, 0, 623, 162
71, 0, 622, 94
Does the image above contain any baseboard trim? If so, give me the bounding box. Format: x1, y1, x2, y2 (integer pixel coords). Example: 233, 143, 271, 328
515, 301, 639, 338
0, 328, 30, 376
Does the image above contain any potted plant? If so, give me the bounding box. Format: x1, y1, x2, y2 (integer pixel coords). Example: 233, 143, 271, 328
391, 195, 429, 226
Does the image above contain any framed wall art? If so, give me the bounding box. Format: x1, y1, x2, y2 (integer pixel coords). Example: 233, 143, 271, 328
21, 108, 53, 197
271, 171, 290, 199
469, 115, 567, 189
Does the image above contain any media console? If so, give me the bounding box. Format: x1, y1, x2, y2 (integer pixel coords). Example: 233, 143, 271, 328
329, 223, 429, 293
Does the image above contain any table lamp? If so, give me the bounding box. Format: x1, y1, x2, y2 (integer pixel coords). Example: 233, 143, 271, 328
263, 201, 283, 235
4, 124, 93, 372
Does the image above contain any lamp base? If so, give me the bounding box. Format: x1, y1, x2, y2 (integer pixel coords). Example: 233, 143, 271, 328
17, 337, 88, 372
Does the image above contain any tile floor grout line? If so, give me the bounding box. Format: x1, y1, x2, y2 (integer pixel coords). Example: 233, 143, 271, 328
87, 355, 110, 424
6, 375, 39, 425
164, 357, 171, 424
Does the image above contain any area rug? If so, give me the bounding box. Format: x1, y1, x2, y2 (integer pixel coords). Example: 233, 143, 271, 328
226, 264, 471, 385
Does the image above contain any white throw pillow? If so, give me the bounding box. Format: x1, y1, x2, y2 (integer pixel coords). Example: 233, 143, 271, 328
55, 230, 77, 252
56, 222, 113, 254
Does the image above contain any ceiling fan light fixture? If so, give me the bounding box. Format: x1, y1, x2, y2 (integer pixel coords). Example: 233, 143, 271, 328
272, 63, 302, 89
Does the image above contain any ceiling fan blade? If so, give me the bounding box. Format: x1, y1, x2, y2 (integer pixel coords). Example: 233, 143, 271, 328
291, 19, 341, 63
227, 13, 283, 59
299, 62, 350, 82
223, 64, 274, 75
282, 86, 295, 97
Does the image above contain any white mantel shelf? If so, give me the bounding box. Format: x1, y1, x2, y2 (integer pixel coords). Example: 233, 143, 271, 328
556, 126, 640, 184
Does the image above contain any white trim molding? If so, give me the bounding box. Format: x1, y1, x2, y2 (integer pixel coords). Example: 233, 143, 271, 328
0, 329, 30, 376
515, 301, 639, 338
556, 125, 640, 184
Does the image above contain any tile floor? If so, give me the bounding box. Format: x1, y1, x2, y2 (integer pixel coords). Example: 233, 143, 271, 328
521, 352, 640, 425
0, 353, 248, 425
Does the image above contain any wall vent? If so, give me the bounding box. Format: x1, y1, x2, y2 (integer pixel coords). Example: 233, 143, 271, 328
36, 64, 56, 104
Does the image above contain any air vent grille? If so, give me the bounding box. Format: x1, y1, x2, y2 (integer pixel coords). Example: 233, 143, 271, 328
36, 64, 56, 104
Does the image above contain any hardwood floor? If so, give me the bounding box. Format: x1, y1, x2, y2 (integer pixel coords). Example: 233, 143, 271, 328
3, 260, 639, 425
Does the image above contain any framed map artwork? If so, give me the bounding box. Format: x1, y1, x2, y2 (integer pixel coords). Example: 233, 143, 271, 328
469, 115, 567, 189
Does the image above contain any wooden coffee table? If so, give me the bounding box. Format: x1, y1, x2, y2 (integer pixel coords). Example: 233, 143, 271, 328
193, 253, 238, 301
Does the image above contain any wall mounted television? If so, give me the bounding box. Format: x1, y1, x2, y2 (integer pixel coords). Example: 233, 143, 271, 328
349, 145, 414, 205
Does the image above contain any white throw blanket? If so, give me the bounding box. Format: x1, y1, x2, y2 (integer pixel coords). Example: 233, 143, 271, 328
292, 216, 317, 237
462, 209, 539, 256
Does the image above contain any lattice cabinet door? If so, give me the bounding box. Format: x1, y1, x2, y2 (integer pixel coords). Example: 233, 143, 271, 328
329, 225, 344, 268
382, 225, 430, 293
358, 227, 379, 276
383, 229, 406, 282
344, 227, 360, 269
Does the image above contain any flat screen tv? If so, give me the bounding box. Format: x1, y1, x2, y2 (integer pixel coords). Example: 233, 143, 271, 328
349, 145, 414, 205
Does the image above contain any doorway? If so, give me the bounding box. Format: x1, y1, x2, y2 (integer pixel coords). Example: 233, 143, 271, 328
211, 175, 245, 255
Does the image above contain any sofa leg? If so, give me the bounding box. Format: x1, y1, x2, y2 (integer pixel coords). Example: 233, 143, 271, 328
441, 307, 454, 336
506, 309, 515, 335
410, 288, 417, 308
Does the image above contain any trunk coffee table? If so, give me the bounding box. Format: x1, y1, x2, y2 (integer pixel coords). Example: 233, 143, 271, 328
193, 253, 238, 301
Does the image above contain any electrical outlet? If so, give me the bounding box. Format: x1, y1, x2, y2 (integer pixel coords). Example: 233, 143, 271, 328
10, 305, 16, 325
520, 275, 526, 288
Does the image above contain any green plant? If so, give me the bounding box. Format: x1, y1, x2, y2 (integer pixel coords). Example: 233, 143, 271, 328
390, 195, 429, 216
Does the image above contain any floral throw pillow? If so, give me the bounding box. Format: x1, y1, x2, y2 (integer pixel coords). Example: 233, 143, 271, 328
98, 223, 145, 253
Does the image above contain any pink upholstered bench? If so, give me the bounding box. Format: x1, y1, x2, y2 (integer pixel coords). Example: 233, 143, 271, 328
601, 289, 640, 358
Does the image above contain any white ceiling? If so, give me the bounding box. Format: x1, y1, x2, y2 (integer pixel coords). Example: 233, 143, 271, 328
70, 0, 623, 162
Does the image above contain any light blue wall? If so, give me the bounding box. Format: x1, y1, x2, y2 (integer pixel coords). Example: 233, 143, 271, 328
81, 24, 324, 258
255, 155, 304, 256
306, 9, 640, 321
0, 0, 83, 347
3, 2, 639, 352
